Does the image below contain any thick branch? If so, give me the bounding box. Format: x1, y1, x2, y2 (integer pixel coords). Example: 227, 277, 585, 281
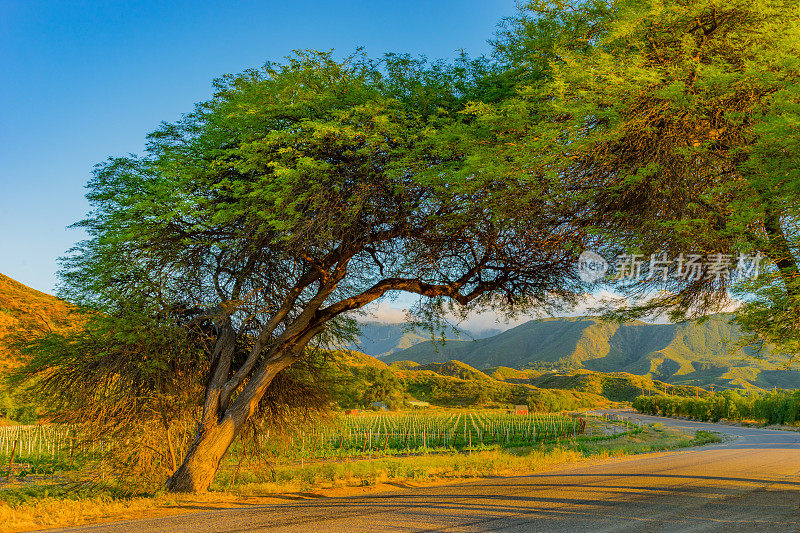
317, 274, 504, 321
763, 206, 800, 295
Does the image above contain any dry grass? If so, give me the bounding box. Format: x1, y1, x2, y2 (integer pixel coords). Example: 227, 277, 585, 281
218, 424, 710, 495
0, 424, 719, 532
0, 273, 76, 371
0, 493, 176, 533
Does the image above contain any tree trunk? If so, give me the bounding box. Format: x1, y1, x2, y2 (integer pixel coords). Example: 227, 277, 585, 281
166, 348, 301, 493
763, 206, 800, 293
166, 416, 238, 493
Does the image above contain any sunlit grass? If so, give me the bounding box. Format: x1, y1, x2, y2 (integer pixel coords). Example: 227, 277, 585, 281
0, 424, 719, 532
214, 424, 716, 495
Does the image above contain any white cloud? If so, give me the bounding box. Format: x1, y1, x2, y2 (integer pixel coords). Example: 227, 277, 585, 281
563, 290, 629, 317
446, 309, 531, 335
356, 300, 410, 324
354, 292, 619, 335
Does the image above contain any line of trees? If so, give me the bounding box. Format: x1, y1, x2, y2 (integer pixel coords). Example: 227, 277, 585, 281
633, 390, 800, 425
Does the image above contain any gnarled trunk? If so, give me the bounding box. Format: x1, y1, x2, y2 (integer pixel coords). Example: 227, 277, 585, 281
165, 416, 238, 493
166, 348, 299, 493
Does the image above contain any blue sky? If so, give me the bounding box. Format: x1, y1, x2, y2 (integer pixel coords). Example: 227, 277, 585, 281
0, 0, 517, 294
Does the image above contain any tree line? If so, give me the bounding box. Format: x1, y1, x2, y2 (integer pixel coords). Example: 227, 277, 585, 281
633, 390, 800, 425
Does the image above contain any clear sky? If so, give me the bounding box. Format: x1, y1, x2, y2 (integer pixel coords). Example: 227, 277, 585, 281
0, 0, 517, 294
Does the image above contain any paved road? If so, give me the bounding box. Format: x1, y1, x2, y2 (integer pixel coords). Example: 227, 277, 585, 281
51, 411, 800, 533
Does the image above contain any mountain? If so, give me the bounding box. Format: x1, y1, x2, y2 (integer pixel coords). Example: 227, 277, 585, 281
347, 321, 494, 357
507, 369, 706, 402
384, 315, 800, 390
0, 273, 75, 371
324, 350, 614, 410
416, 360, 493, 381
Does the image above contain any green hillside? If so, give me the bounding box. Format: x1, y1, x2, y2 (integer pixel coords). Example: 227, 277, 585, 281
522, 370, 707, 402
389, 360, 421, 371
330, 352, 611, 411
393, 359, 610, 411
484, 366, 541, 381
417, 360, 493, 381
384, 315, 800, 390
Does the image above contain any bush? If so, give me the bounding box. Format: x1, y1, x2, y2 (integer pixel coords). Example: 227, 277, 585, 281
633, 390, 800, 425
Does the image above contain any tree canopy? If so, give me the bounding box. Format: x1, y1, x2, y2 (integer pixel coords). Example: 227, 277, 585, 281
39, 51, 589, 492
487, 0, 800, 351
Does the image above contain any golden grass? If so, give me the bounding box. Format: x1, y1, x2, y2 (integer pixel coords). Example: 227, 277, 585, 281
218, 425, 706, 495
0, 493, 177, 533
0, 425, 718, 532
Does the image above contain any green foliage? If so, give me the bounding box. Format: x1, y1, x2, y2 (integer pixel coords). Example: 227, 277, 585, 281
0, 377, 40, 423
493, 0, 616, 85
403, 372, 525, 406
402, 370, 605, 410
333, 364, 405, 409
417, 360, 493, 381
693, 430, 723, 445
488, 0, 800, 354
527, 369, 707, 401
524, 388, 605, 412
633, 389, 800, 424
62, 49, 579, 322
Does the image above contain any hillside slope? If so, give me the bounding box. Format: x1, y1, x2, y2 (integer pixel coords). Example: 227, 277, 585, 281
0, 273, 75, 371
384, 315, 800, 389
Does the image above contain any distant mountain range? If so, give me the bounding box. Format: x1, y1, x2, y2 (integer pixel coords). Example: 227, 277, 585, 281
381, 315, 800, 390
347, 321, 500, 358
3, 271, 798, 391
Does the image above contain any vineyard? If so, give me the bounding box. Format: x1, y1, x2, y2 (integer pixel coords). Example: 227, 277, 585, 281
0, 425, 73, 462
247, 412, 589, 460
0, 411, 643, 476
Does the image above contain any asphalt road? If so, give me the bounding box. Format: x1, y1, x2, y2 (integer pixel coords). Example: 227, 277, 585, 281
50, 411, 800, 533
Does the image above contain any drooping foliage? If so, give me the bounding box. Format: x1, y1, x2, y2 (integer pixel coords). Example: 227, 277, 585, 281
490, 0, 800, 351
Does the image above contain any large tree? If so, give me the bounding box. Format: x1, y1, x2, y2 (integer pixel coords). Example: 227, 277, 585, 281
55, 52, 587, 492
489, 0, 800, 350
